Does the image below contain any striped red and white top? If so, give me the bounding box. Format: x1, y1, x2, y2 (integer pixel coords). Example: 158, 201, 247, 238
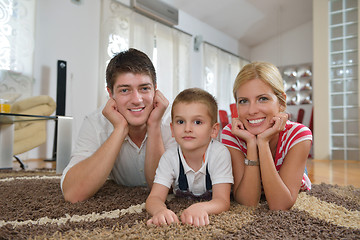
221, 120, 312, 191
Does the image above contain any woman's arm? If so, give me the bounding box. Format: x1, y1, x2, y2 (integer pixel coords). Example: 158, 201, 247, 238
227, 146, 261, 206
226, 117, 261, 206
256, 113, 311, 210
258, 139, 311, 210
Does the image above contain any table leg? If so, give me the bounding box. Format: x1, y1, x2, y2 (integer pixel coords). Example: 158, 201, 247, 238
0, 123, 14, 169
56, 116, 73, 174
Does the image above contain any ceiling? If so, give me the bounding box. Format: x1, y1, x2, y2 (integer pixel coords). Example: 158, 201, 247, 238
162, 0, 313, 48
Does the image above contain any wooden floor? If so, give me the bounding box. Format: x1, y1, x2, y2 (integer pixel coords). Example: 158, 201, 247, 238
11, 158, 360, 188
307, 159, 360, 188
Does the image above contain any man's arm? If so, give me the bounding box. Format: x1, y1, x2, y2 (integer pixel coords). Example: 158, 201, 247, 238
144, 90, 169, 188
62, 99, 128, 203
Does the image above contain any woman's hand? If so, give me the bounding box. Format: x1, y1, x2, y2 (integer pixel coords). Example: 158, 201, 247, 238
231, 117, 256, 144
257, 112, 288, 142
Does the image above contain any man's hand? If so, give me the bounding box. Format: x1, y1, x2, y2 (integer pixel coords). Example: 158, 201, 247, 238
180, 204, 210, 226
147, 209, 179, 226
147, 90, 169, 127
102, 98, 129, 132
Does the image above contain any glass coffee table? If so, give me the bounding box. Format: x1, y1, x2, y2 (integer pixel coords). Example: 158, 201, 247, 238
0, 113, 72, 173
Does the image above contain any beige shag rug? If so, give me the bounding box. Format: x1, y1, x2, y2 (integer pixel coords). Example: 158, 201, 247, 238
0, 170, 359, 239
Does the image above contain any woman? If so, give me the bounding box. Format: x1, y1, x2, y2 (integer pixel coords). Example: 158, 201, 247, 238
221, 62, 312, 210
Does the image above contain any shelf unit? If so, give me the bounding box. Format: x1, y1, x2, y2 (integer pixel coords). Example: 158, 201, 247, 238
278, 64, 313, 127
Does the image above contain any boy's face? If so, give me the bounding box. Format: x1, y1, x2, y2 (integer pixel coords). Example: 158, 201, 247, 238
108, 72, 155, 127
171, 102, 219, 153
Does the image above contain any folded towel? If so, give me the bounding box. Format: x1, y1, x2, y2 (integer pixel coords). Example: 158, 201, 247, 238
11, 95, 56, 115
11, 95, 56, 155
13, 121, 46, 155
11, 95, 56, 130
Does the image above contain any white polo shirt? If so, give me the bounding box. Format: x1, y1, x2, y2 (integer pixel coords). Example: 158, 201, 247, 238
60, 105, 176, 190
154, 140, 234, 196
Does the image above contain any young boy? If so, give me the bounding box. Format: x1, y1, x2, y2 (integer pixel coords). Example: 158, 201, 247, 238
146, 88, 233, 227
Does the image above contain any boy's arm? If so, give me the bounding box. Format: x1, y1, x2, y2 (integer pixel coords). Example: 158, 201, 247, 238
180, 183, 231, 226
145, 90, 169, 188
146, 183, 179, 226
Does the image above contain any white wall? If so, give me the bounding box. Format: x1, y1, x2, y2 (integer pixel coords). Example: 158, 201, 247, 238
249, 21, 314, 128
30, 0, 246, 159
29, 0, 313, 160
31, 0, 100, 159
175, 11, 246, 88
250, 21, 313, 66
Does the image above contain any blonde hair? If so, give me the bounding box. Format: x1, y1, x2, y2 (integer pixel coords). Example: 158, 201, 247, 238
233, 62, 286, 109
171, 88, 218, 125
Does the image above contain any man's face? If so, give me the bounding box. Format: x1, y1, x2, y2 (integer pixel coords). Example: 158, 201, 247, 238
109, 73, 155, 127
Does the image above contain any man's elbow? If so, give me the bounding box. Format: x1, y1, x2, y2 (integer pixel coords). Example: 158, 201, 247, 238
63, 188, 89, 203
63, 192, 78, 203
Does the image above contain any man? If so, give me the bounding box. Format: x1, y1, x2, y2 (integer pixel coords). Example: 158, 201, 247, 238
61, 48, 176, 203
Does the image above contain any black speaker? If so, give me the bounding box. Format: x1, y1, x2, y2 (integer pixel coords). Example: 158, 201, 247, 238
48, 60, 67, 161
56, 60, 67, 116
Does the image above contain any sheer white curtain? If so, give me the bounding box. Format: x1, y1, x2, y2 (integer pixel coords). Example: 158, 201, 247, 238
0, 0, 35, 75
99, 0, 191, 106
154, 22, 191, 101
0, 0, 35, 102
203, 43, 248, 112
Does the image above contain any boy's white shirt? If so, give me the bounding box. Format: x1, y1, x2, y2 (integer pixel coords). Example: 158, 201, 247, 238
154, 139, 234, 196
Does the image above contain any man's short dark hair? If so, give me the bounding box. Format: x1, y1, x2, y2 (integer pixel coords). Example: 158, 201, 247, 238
106, 48, 157, 93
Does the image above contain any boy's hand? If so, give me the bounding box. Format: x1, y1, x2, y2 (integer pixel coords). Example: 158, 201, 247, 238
180, 204, 210, 226
258, 112, 288, 142
146, 209, 179, 226
147, 90, 169, 126
231, 117, 256, 143
102, 98, 129, 132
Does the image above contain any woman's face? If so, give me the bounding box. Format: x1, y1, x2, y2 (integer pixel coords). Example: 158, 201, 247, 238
235, 78, 282, 136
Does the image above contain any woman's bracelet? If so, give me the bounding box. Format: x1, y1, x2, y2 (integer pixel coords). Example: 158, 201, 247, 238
244, 158, 260, 166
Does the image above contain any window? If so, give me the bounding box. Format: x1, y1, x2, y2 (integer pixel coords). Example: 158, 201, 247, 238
98, 0, 191, 106
203, 42, 248, 111
0, 0, 35, 75
329, 0, 359, 160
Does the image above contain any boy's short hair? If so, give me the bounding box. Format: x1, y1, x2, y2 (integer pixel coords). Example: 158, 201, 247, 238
106, 48, 157, 93
171, 88, 218, 125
